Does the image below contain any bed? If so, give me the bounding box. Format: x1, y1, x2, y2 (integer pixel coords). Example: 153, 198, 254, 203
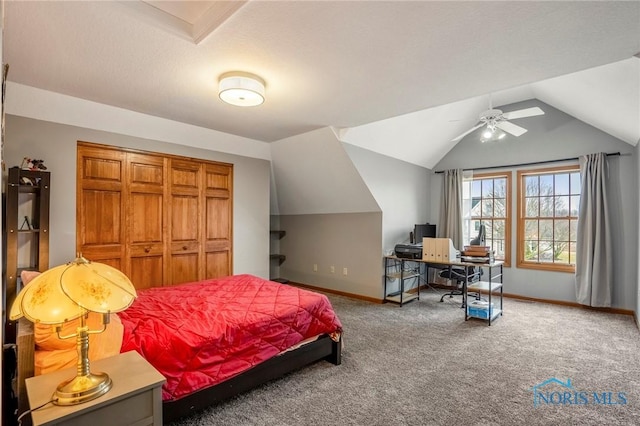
16, 273, 343, 423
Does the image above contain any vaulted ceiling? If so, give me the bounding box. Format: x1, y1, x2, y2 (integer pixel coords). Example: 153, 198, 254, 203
4, 1, 639, 168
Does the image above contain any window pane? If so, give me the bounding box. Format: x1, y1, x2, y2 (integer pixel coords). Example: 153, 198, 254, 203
471, 197, 481, 216
555, 173, 570, 195
471, 180, 482, 198
524, 240, 538, 261
570, 195, 580, 216
492, 239, 505, 258
539, 241, 554, 262
569, 219, 578, 242
525, 197, 539, 217
525, 176, 538, 196
555, 220, 569, 241
525, 220, 538, 239
569, 242, 577, 264
540, 197, 554, 217
482, 179, 493, 196
539, 175, 553, 195
555, 196, 570, 217
554, 240, 570, 263
484, 221, 494, 240
493, 219, 505, 239
540, 220, 554, 240
482, 199, 494, 217
470, 220, 482, 236
494, 178, 506, 197
494, 198, 506, 217
570, 172, 581, 194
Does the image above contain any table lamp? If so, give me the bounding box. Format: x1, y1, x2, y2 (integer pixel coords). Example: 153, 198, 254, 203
10, 255, 137, 405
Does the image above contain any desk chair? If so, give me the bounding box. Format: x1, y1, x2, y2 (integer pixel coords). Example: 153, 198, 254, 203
438, 266, 481, 303
439, 224, 486, 304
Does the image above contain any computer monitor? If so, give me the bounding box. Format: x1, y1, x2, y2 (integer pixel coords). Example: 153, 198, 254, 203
412, 223, 436, 244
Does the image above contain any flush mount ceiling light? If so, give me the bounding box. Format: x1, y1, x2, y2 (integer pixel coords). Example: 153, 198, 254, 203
218, 72, 265, 107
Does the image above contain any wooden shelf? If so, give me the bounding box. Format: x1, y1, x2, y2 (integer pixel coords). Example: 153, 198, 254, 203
386, 271, 420, 280
270, 254, 286, 265
384, 292, 419, 305
467, 281, 503, 292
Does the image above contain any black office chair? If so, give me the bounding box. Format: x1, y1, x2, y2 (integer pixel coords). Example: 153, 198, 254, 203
439, 225, 486, 304
438, 266, 481, 303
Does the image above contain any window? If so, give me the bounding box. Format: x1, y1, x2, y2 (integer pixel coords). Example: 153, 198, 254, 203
516, 166, 580, 272
462, 172, 511, 266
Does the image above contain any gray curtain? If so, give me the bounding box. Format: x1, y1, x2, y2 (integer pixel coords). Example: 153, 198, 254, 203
439, 169, 464, 250
575, 153, 612, 307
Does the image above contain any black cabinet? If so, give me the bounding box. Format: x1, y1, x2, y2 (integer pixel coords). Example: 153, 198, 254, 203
3, 167, 50, 343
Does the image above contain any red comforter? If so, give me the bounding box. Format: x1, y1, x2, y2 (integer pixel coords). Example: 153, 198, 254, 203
118, 274, 342, 401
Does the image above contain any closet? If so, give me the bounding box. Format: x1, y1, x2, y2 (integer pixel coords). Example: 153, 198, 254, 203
76, 142, 232, 290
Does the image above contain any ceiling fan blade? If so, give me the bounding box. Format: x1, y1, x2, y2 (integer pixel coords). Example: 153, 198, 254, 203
496, 120, 527, 137
451, 123, 484, 141
502, 107, 544, 120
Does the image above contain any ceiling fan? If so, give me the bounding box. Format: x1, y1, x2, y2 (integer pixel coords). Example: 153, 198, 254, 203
451, 102, 544, 142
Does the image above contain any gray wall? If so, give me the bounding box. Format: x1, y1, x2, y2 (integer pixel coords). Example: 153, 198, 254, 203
269, 127, 384, 297
343, 143, 432, 254
5, 114, 271, 278
271, 127, 379, 215
434, 99, 638, 310
279, 212, 382, 298
270, 127, 432, 299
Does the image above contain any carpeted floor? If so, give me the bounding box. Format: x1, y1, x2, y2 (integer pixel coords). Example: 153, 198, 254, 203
169, 288, 640, 426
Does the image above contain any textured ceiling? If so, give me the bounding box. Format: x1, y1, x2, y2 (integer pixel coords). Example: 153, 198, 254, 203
4, 1, 640, 167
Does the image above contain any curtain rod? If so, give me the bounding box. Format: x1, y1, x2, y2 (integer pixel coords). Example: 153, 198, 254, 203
434, 152, 621, 174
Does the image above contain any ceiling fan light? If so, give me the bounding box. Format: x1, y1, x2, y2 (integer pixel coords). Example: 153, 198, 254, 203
482, 129, 493, 139
219, 72, 265, 107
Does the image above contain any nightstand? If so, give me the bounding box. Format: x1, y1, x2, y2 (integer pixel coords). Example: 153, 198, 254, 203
26, 351, 165, 426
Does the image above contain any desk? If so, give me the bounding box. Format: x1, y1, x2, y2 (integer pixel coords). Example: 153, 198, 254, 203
383, 256, 424, 306
383, 256, 504, 322
424, 259, 503, 315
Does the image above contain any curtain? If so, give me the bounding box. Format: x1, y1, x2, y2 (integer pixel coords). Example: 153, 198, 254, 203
575, 153, 612, 307
439, 169, 464, 250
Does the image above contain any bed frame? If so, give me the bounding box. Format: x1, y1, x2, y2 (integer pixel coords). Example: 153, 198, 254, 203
15, 320, 341, 424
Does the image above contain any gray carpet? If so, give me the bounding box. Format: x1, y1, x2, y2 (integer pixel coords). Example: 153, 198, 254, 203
169, 288, 640, 425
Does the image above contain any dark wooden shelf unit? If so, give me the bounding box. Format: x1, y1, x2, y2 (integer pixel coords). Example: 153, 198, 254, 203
3, 167, 50, 344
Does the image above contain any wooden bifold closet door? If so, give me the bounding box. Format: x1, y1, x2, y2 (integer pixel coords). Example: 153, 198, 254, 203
77, 142, 233, 289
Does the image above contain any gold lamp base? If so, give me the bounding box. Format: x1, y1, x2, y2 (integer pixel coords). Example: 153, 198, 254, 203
53, 372, 112, 406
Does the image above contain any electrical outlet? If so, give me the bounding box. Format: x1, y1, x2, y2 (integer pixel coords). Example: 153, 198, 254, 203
313, 264, 318, 272
343, 267, 348, 275
330, 266, 335, 273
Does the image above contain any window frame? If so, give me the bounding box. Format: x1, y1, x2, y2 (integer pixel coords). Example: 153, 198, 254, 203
464, 171, 512, 267
516, 165, 580, 273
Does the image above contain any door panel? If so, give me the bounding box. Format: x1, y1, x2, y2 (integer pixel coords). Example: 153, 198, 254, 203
126, 153, 167, 288
130, 193, 163, 243
206, 251, 230, 279
130, 255, 164, 289
80, 190, 122, 245
171, 254, 199, 285
169, 160, 202, 282
77, 145, 127, 273
203, 164, 232, 277
171, 196, 199, 241
78, 143, 233, 289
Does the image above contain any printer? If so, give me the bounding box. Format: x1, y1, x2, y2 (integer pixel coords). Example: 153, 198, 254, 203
394, 243, 423, 259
